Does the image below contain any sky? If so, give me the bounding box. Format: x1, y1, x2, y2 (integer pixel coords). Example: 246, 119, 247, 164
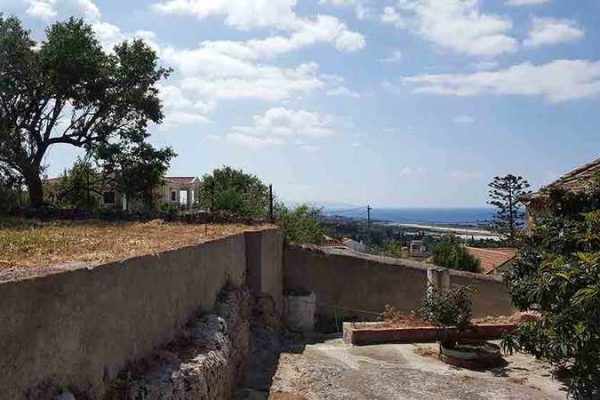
2, 0, 600, 207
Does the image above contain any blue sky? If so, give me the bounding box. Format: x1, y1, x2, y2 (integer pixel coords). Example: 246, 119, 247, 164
2, 0, 600, 207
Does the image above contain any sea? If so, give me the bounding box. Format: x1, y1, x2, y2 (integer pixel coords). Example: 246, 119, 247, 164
325, 207, 495, 227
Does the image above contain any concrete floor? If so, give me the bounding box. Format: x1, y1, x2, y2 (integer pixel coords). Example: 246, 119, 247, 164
269, 338, 568, 400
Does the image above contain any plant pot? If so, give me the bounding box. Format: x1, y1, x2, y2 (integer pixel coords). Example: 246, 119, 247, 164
439, 340, 503, 369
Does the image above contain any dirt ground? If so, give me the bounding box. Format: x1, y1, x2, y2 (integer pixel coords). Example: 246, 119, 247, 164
269, 338, 568, 400
0, 218, 269, 282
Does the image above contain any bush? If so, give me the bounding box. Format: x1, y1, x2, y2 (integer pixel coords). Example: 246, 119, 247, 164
419, 286, 474, 333
432, 235, 480, 272
276, 204, 324, 245
199, 166, 269, 218
503, 184, 600, 399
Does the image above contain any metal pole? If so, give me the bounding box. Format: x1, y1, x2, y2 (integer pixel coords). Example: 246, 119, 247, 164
269, 184, 274, 222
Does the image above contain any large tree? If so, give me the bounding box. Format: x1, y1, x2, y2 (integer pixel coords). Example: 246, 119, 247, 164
199, 166, 270, 218
0, 16, 170, 207
488, 174, 530, 244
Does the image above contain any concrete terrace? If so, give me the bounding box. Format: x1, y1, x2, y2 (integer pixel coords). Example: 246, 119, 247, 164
270, 339, 567, 400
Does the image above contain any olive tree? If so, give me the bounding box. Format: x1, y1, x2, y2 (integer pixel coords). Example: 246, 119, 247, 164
0, 16, 170, 207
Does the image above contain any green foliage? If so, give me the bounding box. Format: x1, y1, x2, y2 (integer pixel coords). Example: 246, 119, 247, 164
381, 240, 405, 258
419, 286, 474, 333
432, 235, 481, 272
199, 166, 269, 218
95, 142, 176, 211
55, 158, 100, 210
504, 183, 600, 399
0, 167, 22, 213
276, 204, 325, 245
488, 174, 531, 244
0, 16, 170, 207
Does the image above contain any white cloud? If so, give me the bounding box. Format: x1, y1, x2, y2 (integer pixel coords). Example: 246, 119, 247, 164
506, 0, 550, 6
26, 0, 100, 21
326, 86, 360, 98
91, 22, 160, 52
453, 115, 475, 124
151, 0, 365, 54
402, 59, 600, 103
319, 0, 371, 20
524, 17, 584, 48
158, 84, 215, 128
226, 133, 284, 149
379, 50, 403, 63
227, 107, 335, 149
381, 0, 518, 57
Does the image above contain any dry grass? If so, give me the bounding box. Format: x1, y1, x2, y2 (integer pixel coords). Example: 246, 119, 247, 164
0, 217, 260, 271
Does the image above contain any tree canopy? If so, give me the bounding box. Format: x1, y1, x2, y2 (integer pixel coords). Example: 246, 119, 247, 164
199, 166, 270, 218
0, 15, 170, 207
488, 174, 530, 244
432, 235, 480, 273
504, 181, 600, 399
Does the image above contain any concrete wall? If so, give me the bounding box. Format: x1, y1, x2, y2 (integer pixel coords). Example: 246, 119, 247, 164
246, 229, 284, 317
0, 228, 281, 400
284, 245, 514, 322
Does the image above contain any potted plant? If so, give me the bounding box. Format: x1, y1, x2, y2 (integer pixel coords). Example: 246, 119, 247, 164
419, 286, 503, 369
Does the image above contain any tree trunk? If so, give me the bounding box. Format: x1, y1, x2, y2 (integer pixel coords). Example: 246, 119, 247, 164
25, 173, 44, 208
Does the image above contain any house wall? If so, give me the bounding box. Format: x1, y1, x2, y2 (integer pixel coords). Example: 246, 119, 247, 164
0, 227, 282, 400
284, 245, 515, 322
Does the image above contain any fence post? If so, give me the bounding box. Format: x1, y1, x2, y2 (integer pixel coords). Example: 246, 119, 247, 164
427, 267, 450, 295
269, 184, 274, 222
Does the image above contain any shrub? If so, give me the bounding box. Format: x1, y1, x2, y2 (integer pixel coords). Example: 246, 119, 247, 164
419, 286, 474, 333
503, 184, 600, 399
432, 235, 480, 272
199, 166, 269, 218
276, 204, 324, 245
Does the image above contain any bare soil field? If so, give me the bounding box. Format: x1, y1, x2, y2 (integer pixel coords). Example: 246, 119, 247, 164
0, 218, 267, 281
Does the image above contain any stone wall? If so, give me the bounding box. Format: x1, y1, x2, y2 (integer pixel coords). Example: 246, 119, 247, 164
0, 227, 282, 400
284, 245, 515, 322
110, 287, 250, 399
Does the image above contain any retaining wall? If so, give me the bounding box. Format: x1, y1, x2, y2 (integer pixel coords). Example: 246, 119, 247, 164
0, 227, 282, 400
284, 245, 514, 322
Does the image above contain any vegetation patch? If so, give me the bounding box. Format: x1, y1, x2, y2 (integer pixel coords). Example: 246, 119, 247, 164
0, 218, 258, 274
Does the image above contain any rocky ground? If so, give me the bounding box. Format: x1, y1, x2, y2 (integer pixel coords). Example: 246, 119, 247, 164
269, 338, 568, 400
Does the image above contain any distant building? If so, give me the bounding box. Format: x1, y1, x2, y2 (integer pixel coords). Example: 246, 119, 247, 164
342, 238, 367, 253
409, 240, 428, 258
525, 157, 600, 228
43, 176, 201, 210
465, 247, 517, 275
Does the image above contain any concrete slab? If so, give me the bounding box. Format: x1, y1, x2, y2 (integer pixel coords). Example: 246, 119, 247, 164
269, 338, 568, 400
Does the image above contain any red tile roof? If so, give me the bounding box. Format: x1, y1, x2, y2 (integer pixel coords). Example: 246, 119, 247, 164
465, 247, 517, 274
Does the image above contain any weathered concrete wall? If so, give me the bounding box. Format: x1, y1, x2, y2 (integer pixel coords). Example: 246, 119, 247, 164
284, 245, 514, 322
0, 228, 281, 400
246, 229, 284, 317
115, 287, 250, 400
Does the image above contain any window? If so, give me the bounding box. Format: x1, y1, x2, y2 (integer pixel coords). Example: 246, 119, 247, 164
103, 191, 115, 204
171, 191, 177, 202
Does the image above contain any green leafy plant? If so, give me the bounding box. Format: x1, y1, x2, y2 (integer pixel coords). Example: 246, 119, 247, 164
276, 204, 324, 245
419, 286, 474, 334
432, 235, 481, 273
199, 166, 270, 218
503, 182, 600, 399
